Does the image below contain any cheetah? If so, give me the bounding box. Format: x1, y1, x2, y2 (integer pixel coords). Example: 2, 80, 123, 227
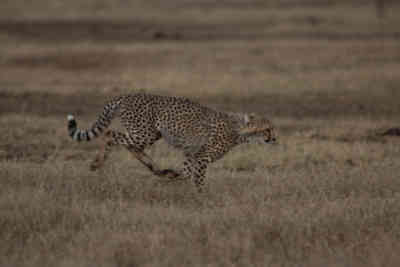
67, 92, 276, 192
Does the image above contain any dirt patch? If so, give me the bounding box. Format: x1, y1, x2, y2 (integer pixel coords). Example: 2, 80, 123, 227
308, 132, 387, 144
380, 127, 400, 136
1, 19, 399, 43
6, 51, 124, 71
1, 90, 400, 119
0, 19, 258, 43
0, 91, 105, 117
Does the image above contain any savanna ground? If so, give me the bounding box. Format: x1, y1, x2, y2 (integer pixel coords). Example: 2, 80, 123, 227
1, 0, 400, 266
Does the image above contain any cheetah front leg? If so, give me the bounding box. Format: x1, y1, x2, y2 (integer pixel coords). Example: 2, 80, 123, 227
180, 157, 208, 192
179, 139, 231, 192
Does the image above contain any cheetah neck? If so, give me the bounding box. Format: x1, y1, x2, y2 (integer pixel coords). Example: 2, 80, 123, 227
225, 112, 251, 145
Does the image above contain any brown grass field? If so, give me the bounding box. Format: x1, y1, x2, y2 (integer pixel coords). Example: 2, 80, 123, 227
1, 0, 400, 266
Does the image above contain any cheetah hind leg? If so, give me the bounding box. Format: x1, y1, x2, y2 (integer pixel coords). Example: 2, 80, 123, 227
106, 130, 181, 178
90, 135, 115, 171
90, 130, 179, 178
125, 145, 181, 179
90, 130, 130, 171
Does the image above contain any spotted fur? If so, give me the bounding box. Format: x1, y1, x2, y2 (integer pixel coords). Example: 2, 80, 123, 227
67, 92, 276, 192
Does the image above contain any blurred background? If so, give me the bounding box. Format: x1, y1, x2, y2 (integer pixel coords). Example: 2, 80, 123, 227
1, 0, 399, 118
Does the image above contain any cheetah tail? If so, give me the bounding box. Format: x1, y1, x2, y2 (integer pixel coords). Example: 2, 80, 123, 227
67, 96, 123, 142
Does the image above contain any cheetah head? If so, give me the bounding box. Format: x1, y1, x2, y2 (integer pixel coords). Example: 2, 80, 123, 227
238, 113, 277, 144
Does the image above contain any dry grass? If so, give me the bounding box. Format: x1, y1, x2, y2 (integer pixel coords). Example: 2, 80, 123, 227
1, 115, 400, 267
1, 1, 400, 266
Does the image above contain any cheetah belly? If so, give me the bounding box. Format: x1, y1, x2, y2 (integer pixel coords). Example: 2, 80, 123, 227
156, 111, 210, 155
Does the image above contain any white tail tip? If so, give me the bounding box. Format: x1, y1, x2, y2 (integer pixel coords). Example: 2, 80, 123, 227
67, 115, 75, 121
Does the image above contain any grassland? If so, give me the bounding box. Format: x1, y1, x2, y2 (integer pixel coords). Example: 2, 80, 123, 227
1, 1, 400, 266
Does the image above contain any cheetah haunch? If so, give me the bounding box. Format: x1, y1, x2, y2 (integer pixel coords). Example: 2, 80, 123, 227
67, 92, 276, 192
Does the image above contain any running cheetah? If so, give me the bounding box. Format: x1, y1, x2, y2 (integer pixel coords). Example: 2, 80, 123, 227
67, 92, 276, 192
